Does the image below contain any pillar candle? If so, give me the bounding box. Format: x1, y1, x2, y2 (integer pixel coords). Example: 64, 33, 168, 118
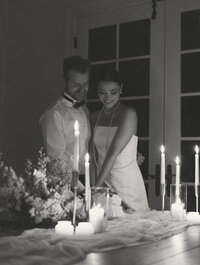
195, 145, 199, 186
55, 221, 95, 236
160, 145, 165, 185
73, 120, 79, 172
76, 222, 94, 235
89, 204, 105, 233
85, 153, 90, 211
171, 201, 186, 220
55, 221, 74, 236
186, 212, 200, 224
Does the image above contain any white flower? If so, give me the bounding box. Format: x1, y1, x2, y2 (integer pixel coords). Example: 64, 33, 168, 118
76, 197, 84, 210
63, 201, 73, 213
49, 202, 63, 217
10, 167, 17, 180
19, 177, 24, 184
60, 188, 73, 200
33, 169, 46, 185
40, 209, 49, 219
29, 207, 36, 217
35, 215, 43, 224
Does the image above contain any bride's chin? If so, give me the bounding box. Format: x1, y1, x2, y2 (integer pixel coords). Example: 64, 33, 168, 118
104, 102, 119, 110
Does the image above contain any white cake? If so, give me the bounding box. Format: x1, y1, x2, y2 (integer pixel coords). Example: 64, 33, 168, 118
108, 194, 125, 219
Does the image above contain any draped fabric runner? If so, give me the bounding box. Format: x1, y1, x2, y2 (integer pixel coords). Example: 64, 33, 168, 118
0, 211, 187, 265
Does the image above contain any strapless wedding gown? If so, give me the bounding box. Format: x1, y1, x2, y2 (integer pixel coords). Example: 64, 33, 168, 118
94, 126, 149, 211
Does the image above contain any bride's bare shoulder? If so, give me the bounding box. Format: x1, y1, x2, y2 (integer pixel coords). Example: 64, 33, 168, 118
119, 104, 137, 118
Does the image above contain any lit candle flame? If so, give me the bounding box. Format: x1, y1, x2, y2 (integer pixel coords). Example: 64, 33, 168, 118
160, 145, 165, 153
74, 120, 79, 132
195, 145, 199, 154
85, 153, 90, 163
93, 203, 102, 208
175, 156, 180, 165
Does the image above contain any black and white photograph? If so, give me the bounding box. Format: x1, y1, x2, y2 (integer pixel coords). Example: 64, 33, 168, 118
0, 0, 200, 264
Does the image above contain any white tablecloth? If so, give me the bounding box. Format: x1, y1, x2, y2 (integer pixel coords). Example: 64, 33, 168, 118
0, 210, 187, 265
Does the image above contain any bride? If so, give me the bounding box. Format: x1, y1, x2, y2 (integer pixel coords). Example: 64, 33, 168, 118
91, 69, 149, 212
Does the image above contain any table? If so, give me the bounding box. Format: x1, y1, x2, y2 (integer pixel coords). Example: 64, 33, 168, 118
75, 225, 200, 265
0, 212, 199, 265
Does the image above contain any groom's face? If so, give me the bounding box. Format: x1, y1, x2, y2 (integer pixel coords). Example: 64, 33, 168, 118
66, 70, 89, 102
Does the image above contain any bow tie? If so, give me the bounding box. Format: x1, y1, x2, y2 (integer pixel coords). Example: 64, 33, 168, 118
62, 93, 85, 109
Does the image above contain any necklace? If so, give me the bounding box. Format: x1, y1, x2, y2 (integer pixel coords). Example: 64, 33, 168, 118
93, 102, 120, 168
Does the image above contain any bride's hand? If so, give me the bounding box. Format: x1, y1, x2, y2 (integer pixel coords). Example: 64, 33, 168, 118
137, 152, 145, 165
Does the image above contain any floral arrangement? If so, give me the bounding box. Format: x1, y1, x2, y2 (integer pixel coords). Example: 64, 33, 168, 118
0, 148, 86, 225
0, 153, 25, 212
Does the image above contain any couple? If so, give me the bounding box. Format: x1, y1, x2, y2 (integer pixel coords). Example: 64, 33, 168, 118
40, 56, 148, 212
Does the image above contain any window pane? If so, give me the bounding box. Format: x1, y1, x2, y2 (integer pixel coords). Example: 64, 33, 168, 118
181, 96, 200, 137
181, 9, 200, 51
122, 99, 149, 137
119, 19, 150, 58
181, 141, 200, 182
181, 52, 200, 93
88, 25, 116, 62
119, 59, 149, 96
88, 63, 115, 99
187, 185, 200, 212
138, 140, 149, 180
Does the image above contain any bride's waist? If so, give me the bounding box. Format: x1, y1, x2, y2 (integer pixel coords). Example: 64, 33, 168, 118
97, 151, 137, 166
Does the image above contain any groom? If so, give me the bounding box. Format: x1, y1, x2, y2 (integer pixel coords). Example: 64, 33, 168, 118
40, 56, 91, 192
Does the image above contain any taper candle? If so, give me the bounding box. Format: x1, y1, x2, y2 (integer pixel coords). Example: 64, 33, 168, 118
85, 153, 90, 211
175, 156, 180, 198
73, 120, 79, 172
195, 145, 199, 186
160, 145, 165, 185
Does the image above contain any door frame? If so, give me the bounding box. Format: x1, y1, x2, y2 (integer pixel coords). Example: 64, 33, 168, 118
64, 0, 165, 209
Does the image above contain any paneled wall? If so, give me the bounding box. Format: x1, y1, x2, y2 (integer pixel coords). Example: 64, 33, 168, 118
0, 0, 66, 173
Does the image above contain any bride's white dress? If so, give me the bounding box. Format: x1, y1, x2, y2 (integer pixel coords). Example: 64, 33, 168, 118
94, 126, 149, 211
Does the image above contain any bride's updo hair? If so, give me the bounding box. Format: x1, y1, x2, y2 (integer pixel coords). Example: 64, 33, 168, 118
97, 69, 123, 87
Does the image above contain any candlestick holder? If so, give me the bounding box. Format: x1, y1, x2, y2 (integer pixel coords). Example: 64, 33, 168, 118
170, 184, 187, 220
72, 187, 77, 233
160, 184, 166, 212
84, 188, 91, 219
72, 171, 79, 233
195, 184, 200, 213
72, 171, 79, 189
